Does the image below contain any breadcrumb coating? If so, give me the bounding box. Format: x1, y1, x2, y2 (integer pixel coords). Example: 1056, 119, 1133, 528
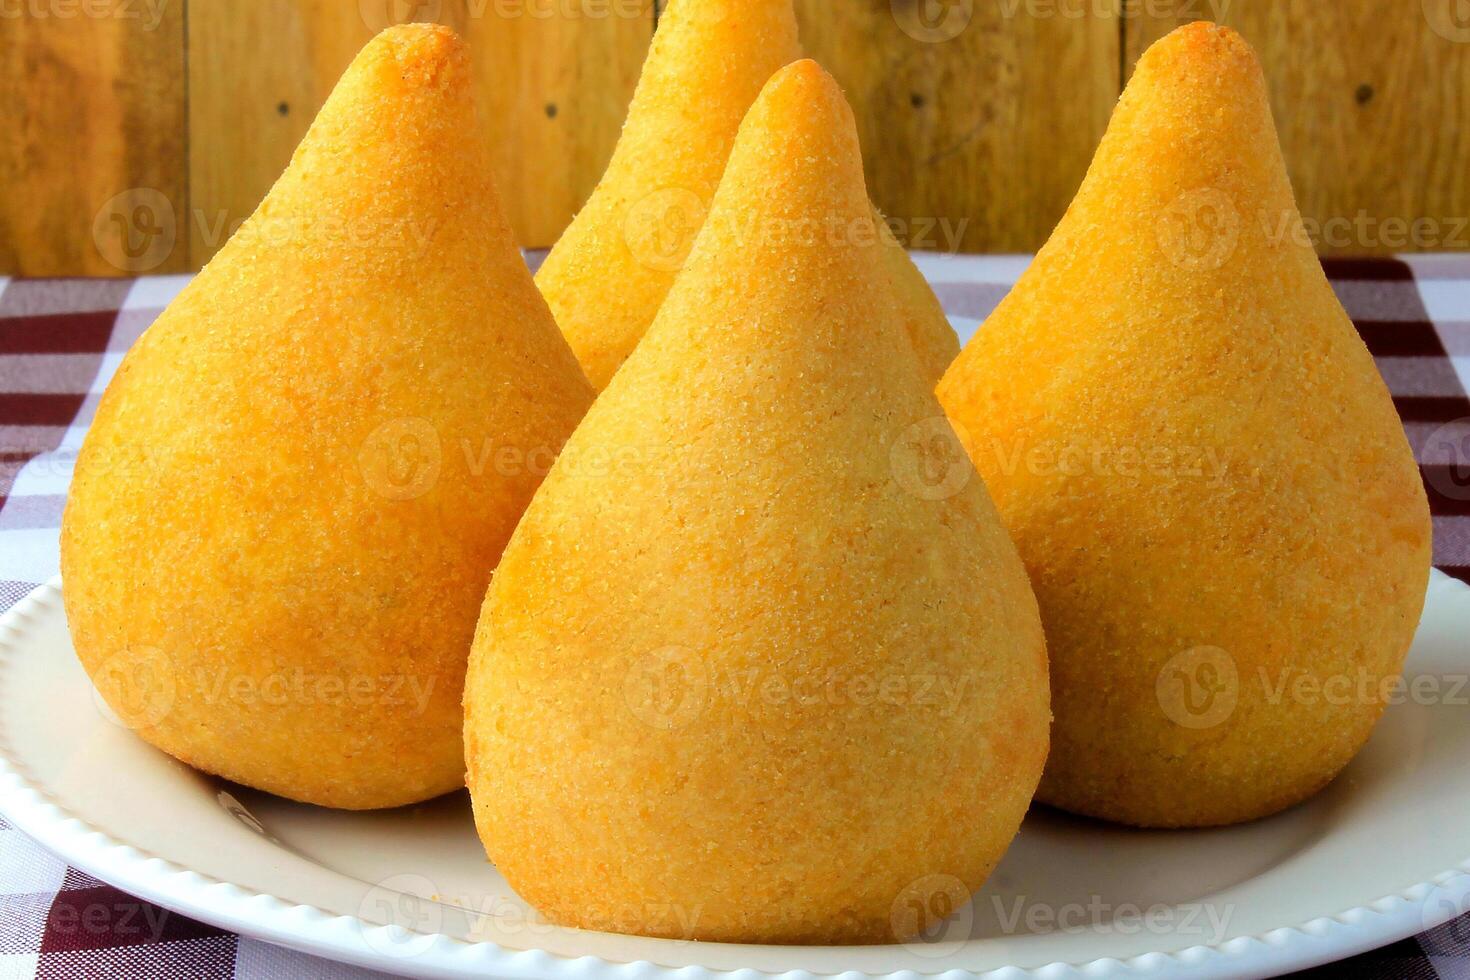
467, 61, 1049, 944
937, 23, 1431, 828
536, 0, 958, 390
61, 25, 593, 810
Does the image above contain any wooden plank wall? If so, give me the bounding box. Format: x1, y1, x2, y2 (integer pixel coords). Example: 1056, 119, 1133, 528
187, 0, 652, 267
2, 1, 1470, 274
796, 1, 1118, 254
1130, 1, 1470, 255
0, 2, 187, 275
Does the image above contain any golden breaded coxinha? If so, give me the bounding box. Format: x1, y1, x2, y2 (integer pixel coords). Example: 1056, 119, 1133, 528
61, 25, 593, 810
937, 23, 1431, 828
536, 0, 957, 389
467, 60, 1049, 944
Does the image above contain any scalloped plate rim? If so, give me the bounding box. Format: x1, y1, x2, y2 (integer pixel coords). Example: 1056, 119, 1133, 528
1, 574, 1468, 980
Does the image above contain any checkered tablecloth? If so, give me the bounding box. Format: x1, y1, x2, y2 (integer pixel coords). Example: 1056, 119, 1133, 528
0, 256, 1467, 978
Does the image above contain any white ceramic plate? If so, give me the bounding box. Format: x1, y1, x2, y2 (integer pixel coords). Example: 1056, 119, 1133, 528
1, 575, 1469, 980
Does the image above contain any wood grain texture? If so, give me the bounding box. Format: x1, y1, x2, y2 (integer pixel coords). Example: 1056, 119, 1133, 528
187, 0, 652, 263
1127, 1, 1470, 255
5, 2, 1470, 271
795, 0, 1119, 253
0, 1, 187, 276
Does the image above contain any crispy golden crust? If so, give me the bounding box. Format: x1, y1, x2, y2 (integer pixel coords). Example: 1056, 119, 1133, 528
60, 25, 593, 810
536, 0, 957, 390
937, 23, 1431, 828
467, 61, 1050, 943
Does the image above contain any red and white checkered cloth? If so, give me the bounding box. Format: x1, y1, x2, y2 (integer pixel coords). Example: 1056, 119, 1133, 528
0, 256, 1467, 978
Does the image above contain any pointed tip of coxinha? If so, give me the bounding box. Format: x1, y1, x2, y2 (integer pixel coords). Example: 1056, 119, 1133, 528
234, 22, 530, 277
622, 57, 896, 370
746, 57, 847, 131
736, 58, 866, 198
361, 22, 469, 86
538, 0, 957, 390
536, 0, 802, 389
1121, 21, 1280, 184
736, 60, 960, 382
1137, 19, 1262, 84
939, 21, 1303, 407
293, 22, 475, 165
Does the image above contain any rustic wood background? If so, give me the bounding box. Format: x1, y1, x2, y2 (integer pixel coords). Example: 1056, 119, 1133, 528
2, 0, 1468, 275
